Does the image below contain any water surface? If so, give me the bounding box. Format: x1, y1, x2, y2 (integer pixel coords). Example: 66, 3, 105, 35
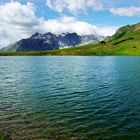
0, 56, 140, 140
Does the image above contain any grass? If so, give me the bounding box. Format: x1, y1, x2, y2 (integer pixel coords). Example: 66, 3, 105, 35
0, 41, 140, 56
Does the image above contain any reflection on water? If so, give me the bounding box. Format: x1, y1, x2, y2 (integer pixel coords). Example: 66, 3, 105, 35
0, 56, 140, 140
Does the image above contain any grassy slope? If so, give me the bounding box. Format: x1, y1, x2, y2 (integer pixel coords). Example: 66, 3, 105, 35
0, 23, 140, 56
0, 42, 139, 56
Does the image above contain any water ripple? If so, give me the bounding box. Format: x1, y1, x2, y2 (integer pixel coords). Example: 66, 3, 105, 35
0, 56, 140, 140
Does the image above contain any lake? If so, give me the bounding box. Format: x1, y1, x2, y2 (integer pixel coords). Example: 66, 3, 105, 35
0, 56, 140, 140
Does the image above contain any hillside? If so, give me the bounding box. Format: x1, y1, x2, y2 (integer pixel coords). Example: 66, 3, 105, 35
0, 22, 140, 56
107, 23, 140, 43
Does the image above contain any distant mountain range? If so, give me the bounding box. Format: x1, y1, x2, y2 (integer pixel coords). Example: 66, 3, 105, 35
0, 22, 140, 56
0, 32, 99, 52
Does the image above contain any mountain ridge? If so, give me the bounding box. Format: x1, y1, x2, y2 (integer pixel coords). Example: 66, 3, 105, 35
1, 22, 140, 55
1, 32, 98, 52
107, 22, 140, 44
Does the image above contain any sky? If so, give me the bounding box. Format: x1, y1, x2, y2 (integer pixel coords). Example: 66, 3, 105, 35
0, 0, 140, 48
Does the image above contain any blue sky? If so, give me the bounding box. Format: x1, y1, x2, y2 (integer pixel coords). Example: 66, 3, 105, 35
0, 0, 140, 47
1, 0, 139, 26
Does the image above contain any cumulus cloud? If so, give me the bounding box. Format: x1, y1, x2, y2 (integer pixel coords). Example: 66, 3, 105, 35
0, 2, 37, 25
96, 26, 118, 36
110, 6, 140, 16
0, 1, 39, 48
46, 0, 103, 15
0, 1, 117, 48
38, 16, 98, 35
46, 0, 140, 17
38, 16, 117, 36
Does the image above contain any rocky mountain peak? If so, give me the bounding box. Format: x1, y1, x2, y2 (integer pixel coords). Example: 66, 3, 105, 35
1, 32, 98, 52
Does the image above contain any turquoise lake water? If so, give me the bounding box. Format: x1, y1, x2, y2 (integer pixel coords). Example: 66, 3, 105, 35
0, 56, 140, 140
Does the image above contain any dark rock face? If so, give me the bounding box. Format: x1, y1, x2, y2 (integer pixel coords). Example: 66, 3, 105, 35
16, 38, 59, 52
2, 32, 97, 52
59, 33, 81, 46
14, 32, 82, 52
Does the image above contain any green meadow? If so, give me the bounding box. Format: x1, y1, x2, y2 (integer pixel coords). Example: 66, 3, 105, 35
0, 23, 140, 56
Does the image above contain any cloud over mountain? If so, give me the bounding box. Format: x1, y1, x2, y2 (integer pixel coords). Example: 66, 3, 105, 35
0, 1, 117, 48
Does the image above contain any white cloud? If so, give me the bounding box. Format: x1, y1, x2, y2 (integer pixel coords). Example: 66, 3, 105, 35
87, 0, 103, 11
38, 16, 117, 36
46, 0, 103, 15
96, 26, 118, 36
46, 0, 140, 17
110, 6, 140, 16
0, 1, 37, 25
0, 1, 117, 48
38, 16, 98, 35
0, 1, 39, 48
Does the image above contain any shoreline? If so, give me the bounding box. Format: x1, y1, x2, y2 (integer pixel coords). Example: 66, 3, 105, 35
0, 52, 140, 56
1, 42, 140, 56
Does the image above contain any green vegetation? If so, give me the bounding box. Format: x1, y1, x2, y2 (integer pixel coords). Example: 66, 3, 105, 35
0, 22, 140, 56
0, 43, 139, 56
0, 132, 7, 140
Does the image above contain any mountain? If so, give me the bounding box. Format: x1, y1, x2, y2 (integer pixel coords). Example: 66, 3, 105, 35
37, 23, 140, 56
1, 42, 19, 52
1, 22, 140, 56
1, 32, 97, 52
63, 22, 140, 56
107, 22, 140, 45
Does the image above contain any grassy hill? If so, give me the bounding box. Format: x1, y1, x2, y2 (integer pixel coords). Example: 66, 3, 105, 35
0, 22, 140, 56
